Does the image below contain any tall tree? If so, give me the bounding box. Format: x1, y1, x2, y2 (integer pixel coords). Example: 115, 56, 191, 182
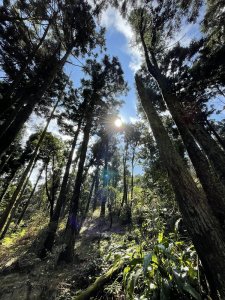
0, 0, 105, 157
136, 73, 225, 299
58, 55, 127, 263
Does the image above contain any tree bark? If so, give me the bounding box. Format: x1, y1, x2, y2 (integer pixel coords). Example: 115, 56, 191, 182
92, 165, 100, 212
58, 114, 93, 263
16, 165, 44, 226
39, 123, 81, 257
81, 173, 96, 227
0, 170, 16, 203
0, 99, 58, 232
0, 158, 37, 239
190, 123, 225, 181
157, 90, 225, 226
140, 29, 225, 226
131, 148, 135, 201
206, 119, 225, 152
136, 75, 225, 299
100, 137, 109, 217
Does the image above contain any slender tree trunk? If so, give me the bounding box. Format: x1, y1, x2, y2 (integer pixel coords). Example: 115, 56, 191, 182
121, 146, 128, 209
50, 155, 56, 218
131, 148, 135, 201
81, 174, 96, 226
39, 123, 81, 257
0, 99, 58, 232
206, 119, 225, 151
0, 158, 37, 239
45, 162, 53, 218
0, 170, 16, 203
136, 75, 225, 299
16, 165, 44, 226
58, 115, 93, 263
92, 165, 100, 212
100, 137, 109, 217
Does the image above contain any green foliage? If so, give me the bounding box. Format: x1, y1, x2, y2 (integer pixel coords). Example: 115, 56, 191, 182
121, 230, 200, 300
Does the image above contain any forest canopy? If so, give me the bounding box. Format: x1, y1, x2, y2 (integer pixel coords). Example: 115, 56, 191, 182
0, 0, 225, 299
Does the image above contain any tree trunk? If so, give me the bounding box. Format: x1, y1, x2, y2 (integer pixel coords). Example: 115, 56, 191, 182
16, 165, 44, 226
45, 162, 53, 218
81, 174, 96, 226
140, 30, 225, 226
190, 123, 225, 181
206, 119, 225, 151
100, 137, 109, 217
131, 148, 135, 201
121, 145, 128, 209
58, 115, 93, 263
0, 170, 16, 203
73, 259, 125, 300
136, 75, 225, 299
39, 123, 81, 257
0, 99, 58, 232
0, 158, 37, 239
92, 165, 100, 212
159, 92, 225, 226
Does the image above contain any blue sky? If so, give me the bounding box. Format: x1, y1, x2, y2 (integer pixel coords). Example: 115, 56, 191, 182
64, 7, 143, 126
25, 5, 225, 181
30, 6, 211, 137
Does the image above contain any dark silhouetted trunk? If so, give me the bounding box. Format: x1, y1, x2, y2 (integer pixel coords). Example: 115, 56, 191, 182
0, 100, 58, 232
121, 144, 128, 209
100, 137, 109, 217
0, 170, 16, 203
131, 148, 135, 201
190, 124, 225, 181
136, 75, 225, 299
39, 123, 81, 257
0, 159, 37, 239
16, 165, 44, 226
58, 114, 93, 263
140, 30, 225, 227
206, 119, 225, 151
81, 174, 96, 226
92, 165, 100, 211
45, 162, 53, 218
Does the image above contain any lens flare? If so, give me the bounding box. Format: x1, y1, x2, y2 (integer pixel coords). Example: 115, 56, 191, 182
114, 118, 122, 128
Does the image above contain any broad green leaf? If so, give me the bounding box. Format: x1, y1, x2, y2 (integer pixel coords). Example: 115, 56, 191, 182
143, 253, 152, 275
183, 282, 202, 300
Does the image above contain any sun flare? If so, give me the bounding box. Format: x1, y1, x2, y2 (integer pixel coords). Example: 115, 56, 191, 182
114, 118, 123, 128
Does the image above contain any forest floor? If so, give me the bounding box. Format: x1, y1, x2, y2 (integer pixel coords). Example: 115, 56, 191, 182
0, 210, 132, 300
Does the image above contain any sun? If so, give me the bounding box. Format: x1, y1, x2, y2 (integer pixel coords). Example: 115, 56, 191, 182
114, 118, 123, 128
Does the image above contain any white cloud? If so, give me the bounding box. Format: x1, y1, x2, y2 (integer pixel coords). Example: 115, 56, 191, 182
129, 116, 139, 124
100, 7, 143, 73
169, 23, 199, 47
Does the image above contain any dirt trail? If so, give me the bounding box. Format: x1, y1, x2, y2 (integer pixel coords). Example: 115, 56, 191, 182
0, 216, 125, 300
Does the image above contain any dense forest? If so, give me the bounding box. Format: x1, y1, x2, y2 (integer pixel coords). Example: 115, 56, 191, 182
0, 0, 225, 299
